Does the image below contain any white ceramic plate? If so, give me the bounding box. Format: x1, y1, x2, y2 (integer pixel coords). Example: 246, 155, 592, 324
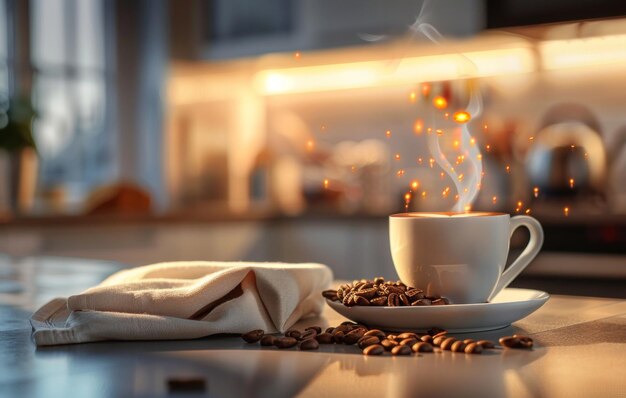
326, 288, 549, 333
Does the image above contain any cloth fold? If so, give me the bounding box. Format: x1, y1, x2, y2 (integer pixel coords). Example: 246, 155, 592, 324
30, 261, 332, 346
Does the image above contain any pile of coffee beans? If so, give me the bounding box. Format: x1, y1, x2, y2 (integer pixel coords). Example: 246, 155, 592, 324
241, 323, 534, 356
322, 277, 450, 307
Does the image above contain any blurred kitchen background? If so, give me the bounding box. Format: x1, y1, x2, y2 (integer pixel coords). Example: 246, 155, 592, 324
0, 0, 625, 297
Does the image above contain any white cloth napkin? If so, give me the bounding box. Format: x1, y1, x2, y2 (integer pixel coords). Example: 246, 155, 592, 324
30, 261, 333, 346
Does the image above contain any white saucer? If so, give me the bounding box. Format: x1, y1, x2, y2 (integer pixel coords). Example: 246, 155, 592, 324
326, 288, 549, 333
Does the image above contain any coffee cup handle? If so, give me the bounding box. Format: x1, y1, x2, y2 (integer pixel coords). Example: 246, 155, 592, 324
488, 215, 544, 301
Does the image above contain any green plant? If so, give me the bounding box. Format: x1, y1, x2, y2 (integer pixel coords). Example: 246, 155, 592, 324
0, 97, 37, 152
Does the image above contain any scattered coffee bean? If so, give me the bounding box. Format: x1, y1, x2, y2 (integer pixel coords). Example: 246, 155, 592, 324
500, 335, 533, 349
451, 340, 466, 352
241, 329, 264, 343
300, 329, 317, 341
285, 330, 301, 339
343, 328, 366, 345
391, 345, 412, 356
440, 337, 457, 351
274, 337, 298, 349
463, 339, 475, 345
399, 338, 419, 347
370, 297, 388, 306
397, 332, 418, 340
411, 342, 434, 353
322, 290, 339, 301
433, 336, 447, 346
332, 330, 345, 344
421, 335, 433, 344
432, 331, 448, 339
358, 336, 381, 349
316, 332, 334, 344
465, 342, 483, 354
363, 344, 384, 356
386, 334, 398, 340
354, 296, 370, 306
412, 298, 432, 306
325, 327, 335, 334
381, 339, 399, 351
514, 334, 534, 348
299, 338, 320, 350
260, 335, 275, 346
306, 326, 322, 334
364, 329, 386, 340
477, 340, 495, 349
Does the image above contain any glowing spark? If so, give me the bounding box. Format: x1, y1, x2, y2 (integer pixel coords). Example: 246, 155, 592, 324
529, 136, 534, 142
413, 119, 424, 134
533, 187, 539, 198
517, 201, 523, 208
306, 140, 315, 151
385, 130, 391, 138
564, 207, 570, 217
464, 204, 472, 212
294, 52, 301, 59
454, 194, 459, 201
486, 144, 491, 152
440, 172, 445, 179
421, 83, 431, 97
457, 173, 464, 182
351, 166, 356, 172
395, 154, 401, 160
463, 188, 468, 193
396, 169, 405, 177
477, 154, 482, 160
492, 196, 497, 204
444, 112, 449, 120
426, 127, 432, 134
569, 178, 575, 188
436, 129, 443, 136
323, 179, 329, 189
433, 96, 448, 109
469, 137, 476, 145
570, 144, 575, 150
525, 208, 531, 214
404, 192, 412, 211
404, 192, 412, 201
421, 191, 427, 198
417, 157, 423, 165
429, 158, 435, 168
505, 165, 510, 173
410, 180, 419, 190
484, 124, 488, 130
453, 111, 471, 124
453, 140, 460, 149
409, 92, 417, 102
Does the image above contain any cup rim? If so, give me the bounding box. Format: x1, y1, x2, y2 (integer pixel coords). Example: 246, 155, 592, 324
389, 211, 510, 218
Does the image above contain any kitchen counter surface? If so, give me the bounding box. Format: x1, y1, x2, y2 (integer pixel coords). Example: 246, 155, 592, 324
1, 255, 625, 397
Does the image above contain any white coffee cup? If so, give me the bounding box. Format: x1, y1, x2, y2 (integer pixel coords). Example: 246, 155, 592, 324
389, 212, 544, 304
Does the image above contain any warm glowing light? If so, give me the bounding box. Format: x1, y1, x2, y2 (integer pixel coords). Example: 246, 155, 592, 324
436, 129, 444, 136
417, 157, 423, 165
505, 165, 510, 173
294, 52, 301, 59
525, 208, 531, 214
458, 173, 464, 182
433, 96, 448, 109
569, 178, 575, 188
385, 130, 391, 138
464, 205, 472, 212
477, 154, 482, 160
517, 201, 523, 208
409, 92, 417, 102
454, 194, 459, 201
533, 187, 539, 198
306, 140, 315, 151
429, 158, 435, 168
410, 180, 419, 190
395, 154, 401, 160
397, 169, 405, 177
351, 166, 356, 172
323, 179, 329, 189
486, 144, 491, 152
421, 191, 427, 198
421, 83, 431, 97
453, 111, 471, 124
469, 137, 476, 145
404, 192, 412, 201
413, 119, 424, 134
529, 136, 534, 142
426, 127, 432, 134
453, 140, 460, 149
440, 172, 445, 179
444, 112, 450, 120
484, 124, 488, 130
564, 207, 570, 217
492, 196, 497, 204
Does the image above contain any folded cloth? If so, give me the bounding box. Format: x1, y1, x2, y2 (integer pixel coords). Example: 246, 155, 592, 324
31, 261, 333, 346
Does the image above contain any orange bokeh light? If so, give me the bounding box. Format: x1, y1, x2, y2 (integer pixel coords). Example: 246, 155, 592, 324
433, 96, 448, 109
453, 111, 471, 123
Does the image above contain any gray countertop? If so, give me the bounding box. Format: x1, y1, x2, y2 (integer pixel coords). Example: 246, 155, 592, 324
1, 255, 625, 397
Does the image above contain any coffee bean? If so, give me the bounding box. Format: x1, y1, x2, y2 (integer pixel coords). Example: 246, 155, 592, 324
391, 345, 412, 356
285, 330, 301, 339
355, 287, 378, 299
420, 335, 433, 344
451, 341, 466, 352
300, 329, 317, 341
358, 336, 380, 349
332, 330, 345, 344
299, 338, 320, 350
399, 294, 410, 306
463, 339, 475, 345
316, 332, 334, 344
364, 329, 386, 340
411, 342, 434, 353
342, 293, 355, 306
370, 297, 388, 306
363, 344, 384, 356
411, 298, 432, 306
432, 336, 447, 346
322, 290, 338, 301
432, 331, 448, 339
274, 337, 298, 349
514, 334, 534, 348
343, 328, 366, 345
440, 337, 457, 351
354, 296, 370, 306
306, 326, 322, 334
477, 340, 495, 349
381, 339, 398, 351
334, 324, 352, 334
405, 288, 424, 299
399, 338, 419, 347
397, 332, 418, 340
260, 335, 275, 346
431, 298, 448, 306
325, 327, 335, 334
241, 329, 264, 343
464, 342, 483, 354
388, 293, 400, 306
